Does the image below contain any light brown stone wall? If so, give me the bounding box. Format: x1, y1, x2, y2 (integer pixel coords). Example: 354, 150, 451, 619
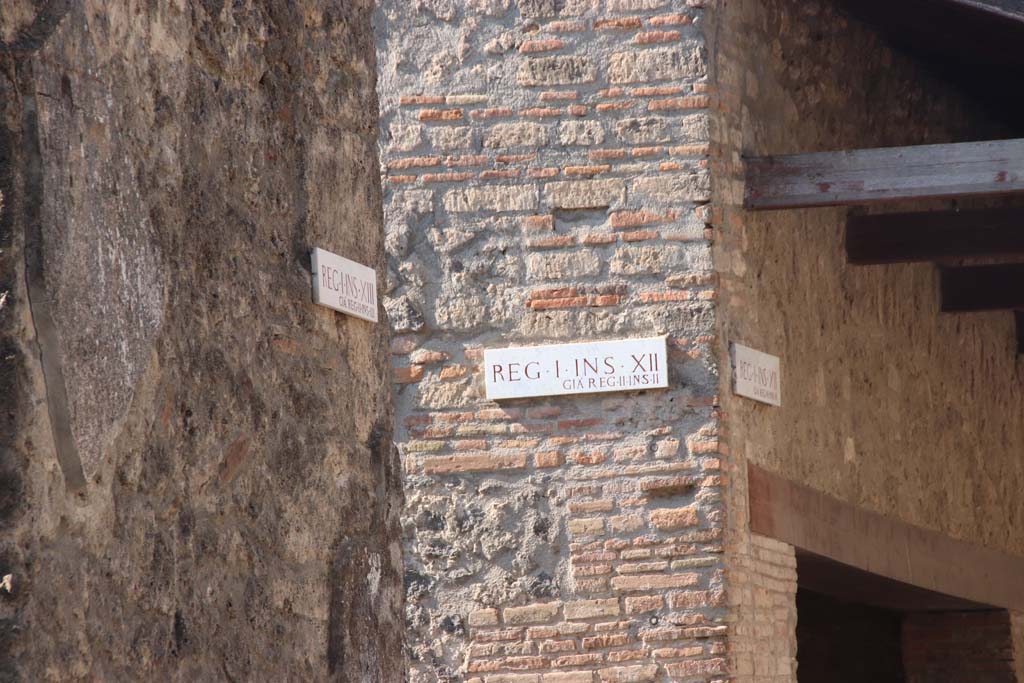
0, 2, 403, 680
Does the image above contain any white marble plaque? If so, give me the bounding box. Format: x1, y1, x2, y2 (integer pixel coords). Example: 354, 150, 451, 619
484, 336, 669, 400
311, 247, 378, 322
730, 342, 781, 406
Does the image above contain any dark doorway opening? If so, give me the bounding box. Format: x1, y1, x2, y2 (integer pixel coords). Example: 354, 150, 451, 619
796, 551, 1018, 683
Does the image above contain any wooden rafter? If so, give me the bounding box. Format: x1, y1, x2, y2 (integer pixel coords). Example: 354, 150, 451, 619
748, 463, 1024, 610
940, 264, 1024, 312
846, 207, 1024, 264
745, 139, 1024, 210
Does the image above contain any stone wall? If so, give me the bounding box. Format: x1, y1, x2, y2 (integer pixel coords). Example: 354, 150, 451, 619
0, 1, 403, 680
376, 1, 727, 681
710, 0, 1024, 679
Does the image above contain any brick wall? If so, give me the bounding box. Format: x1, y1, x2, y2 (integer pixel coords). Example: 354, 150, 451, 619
375, 1, 724, 681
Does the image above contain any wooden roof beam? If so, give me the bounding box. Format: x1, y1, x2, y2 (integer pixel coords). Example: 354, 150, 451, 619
846, 207, 1024, 265
940, 263, 1024, 312
745, 138, 1024, 210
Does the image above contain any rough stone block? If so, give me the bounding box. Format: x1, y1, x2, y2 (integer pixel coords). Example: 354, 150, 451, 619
615, 117, 671, 144
608, 47, 704, 84
609, 245, 688, 275
563, 598, 620, 620
650, 506, 699, 530
567, 517, 606, 536
518, 56, 596, 86
543, 673, 594, 683
597, 664, 658, 683
389, 122, 424, 151
444, 185, 539, 212
559, 120, 605, 146
503, 602, 562, 625
609, 573, 700, 592
469, 608, 500, 627
484, 122, 549, 148
431, 126, 476, 150
527, 251, 602, 280
631, 172, 710, 202
544, 178, 626, 209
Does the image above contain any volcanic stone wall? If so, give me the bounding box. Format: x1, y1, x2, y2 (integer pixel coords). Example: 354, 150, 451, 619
376, 1, 726, 681
1, 2, 403, 680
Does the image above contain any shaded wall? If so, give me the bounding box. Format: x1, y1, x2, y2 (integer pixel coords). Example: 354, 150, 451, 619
709, 0, 1024, 679
0, 2, 403, 680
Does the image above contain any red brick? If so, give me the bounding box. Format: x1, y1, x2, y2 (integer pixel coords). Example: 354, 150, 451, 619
589, 149, 626, 161
528, 235, 576, 249
564, 164, 611, 176
481, 169, 521, 180
388, 156, 441, 170
539, 639, 577, 654
649, 14, 693, 26
596, 101, 634, 112
582, 634, 630, 650
568, 105, 588, 116
524, 215, 556, 231
581, 233, 618, 246
470, 107, 513, 119
521, 107, 563, 118
410, 349, 449, 364
400, 94, 444, 105
635, 30, 680, 44
665, 659, 728, 677
440, 365, 471, 380
447, 154, 489, 166
551, 654, 602, 668
540, 90, 578, 101
452, 439, 489, 451
547, 20, 586, 32
536, 451, 564, 468
422, 172, 475, 183
422, 454, 528, 474
610, 573, 700, 592
624, 595, 664, 614
529, 296, 588, 310
630, 146, 662, 157
595, 17, 642, 29
647, 96, 709, 112
621, 230, 659, 242
630, 85, 685, 97
640, 291, 689, 303
498, 153, 537, 163
520, 39, 565, 53
419, 108, 463, 121
528, 168, 560, 179
395, 366, 424, 383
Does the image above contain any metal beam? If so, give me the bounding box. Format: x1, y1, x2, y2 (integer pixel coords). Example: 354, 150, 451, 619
745, 138, 1024, 210
846, 207, 1024, 264
940, 264, 1024, 312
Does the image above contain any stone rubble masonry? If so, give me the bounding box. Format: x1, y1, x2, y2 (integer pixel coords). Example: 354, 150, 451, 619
376, 0, 721, 681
